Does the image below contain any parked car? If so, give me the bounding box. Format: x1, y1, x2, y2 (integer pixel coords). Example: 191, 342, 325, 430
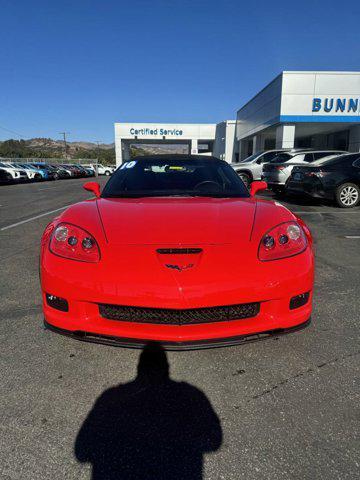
40, 155, 314, 348
16, 163, 47, 181
287, 153, 360, 208
0, 161, 28, 182
10, 163, 43, 181
57, 165, 74, 177
231, 149, 311, 187
82, 166, 95, 177
262, 150, 346, 194
50, 165, 71, 179
60, 164, 83, 178
3, 162, 30, 182
0, 167, 13, 185
30, 163, 58, 181
97, 164, 115, 176
74, 165, 93, 177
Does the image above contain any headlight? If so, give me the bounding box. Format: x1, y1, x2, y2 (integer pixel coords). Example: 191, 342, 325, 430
50, 223, 100, 262
258, 221, 307, 261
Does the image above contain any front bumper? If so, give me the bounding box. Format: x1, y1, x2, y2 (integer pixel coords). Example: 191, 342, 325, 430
18, 172, 28, 182
41, 244, 314, 348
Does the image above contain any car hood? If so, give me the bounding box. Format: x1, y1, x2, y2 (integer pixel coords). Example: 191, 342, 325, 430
96, 197, 257, 245
3, 166, 19, 172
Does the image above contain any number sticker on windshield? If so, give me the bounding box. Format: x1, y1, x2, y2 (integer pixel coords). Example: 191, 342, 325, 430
120, 161, 137, 170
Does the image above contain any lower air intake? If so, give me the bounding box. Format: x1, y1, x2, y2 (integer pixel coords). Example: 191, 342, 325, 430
99, 302, 260, 325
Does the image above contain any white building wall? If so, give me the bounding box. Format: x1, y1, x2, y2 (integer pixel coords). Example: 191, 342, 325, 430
115, 123, 216, 142
212, 122, 226, 161
114, 122, 237, 165
236, 71, 360, 137
224, 121, 236, 163
280, 71, 360, 118
236, 71, 360, 157
236, 75, 282, 140
212, 120, 236, 163
114, 123, 217, 165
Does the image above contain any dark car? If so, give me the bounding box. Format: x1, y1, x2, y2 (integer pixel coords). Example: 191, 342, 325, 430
83, 166, 95, 177
262, 150, 346, 194
60, 164, 83, 177
50, 165, 71, 179
0, 168, 13, 185
74, 165, 92, 177
286, 153, 360, 208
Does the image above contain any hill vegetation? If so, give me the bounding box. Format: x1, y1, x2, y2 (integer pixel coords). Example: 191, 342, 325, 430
0, 138, 189, 164
0, 138, 116, 165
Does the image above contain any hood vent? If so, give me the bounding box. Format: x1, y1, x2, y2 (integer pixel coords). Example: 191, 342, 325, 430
156, 248, 203, 255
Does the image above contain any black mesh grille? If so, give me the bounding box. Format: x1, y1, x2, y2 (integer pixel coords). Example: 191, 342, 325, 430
99, 302, 260, 325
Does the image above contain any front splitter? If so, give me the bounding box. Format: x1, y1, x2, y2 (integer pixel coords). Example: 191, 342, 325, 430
43, 317, 311, 351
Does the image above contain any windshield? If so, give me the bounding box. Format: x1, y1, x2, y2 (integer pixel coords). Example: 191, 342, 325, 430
240, 152, 262, 163
313, 153, 360, 166
311, 154, 347, 165
270, 153, 293, 163
102, 157, 250, 198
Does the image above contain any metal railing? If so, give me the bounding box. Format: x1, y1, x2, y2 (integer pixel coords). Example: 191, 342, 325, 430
0, 157, 97, 165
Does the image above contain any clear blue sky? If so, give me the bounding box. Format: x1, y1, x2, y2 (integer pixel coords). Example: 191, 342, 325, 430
1, 0, 359, 143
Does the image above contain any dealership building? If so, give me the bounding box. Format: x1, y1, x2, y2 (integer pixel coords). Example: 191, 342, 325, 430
115, 71, 360, 165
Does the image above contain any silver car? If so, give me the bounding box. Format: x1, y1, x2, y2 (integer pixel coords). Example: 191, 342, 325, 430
262, 150, 346, 193
231, 149, 307, 187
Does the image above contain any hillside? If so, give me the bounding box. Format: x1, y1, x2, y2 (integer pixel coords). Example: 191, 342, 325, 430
0, 138, 116, 164
0, 138, 190, 164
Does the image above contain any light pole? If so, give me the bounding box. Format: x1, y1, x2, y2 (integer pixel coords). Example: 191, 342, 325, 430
95, 141, 101, 160
59, 132, 70, 160
94, 141, 102, 176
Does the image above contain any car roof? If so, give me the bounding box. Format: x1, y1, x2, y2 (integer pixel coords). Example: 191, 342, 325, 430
313, 152, 360, 164
280, 150, 346, 156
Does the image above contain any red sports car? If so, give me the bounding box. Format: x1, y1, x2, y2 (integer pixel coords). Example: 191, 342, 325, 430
40, 155, 314, 349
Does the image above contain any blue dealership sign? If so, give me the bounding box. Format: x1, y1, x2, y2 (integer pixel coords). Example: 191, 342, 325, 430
312, 98, 359, 113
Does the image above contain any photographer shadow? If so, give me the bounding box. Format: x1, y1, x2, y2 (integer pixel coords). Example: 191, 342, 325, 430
75, 343, 222, 479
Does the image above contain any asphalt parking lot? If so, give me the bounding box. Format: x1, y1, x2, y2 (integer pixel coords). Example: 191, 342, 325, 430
0, 178, 359, 480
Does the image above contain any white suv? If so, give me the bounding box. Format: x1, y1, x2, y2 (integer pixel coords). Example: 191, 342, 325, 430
0, 162, 27, 182
97, 164, 115, 175
83, 164, 115, 176
231, 149, 305, 187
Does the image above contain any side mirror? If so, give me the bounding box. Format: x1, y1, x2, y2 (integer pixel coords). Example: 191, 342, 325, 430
250, 180, 267, 197
83, 181, 101, 198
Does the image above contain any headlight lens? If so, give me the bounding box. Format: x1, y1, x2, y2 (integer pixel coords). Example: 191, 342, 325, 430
258, 221, 307, 261
50, 223, 100, 262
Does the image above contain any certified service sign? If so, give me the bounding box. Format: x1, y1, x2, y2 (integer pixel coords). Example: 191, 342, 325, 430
130, 127, 183, 136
